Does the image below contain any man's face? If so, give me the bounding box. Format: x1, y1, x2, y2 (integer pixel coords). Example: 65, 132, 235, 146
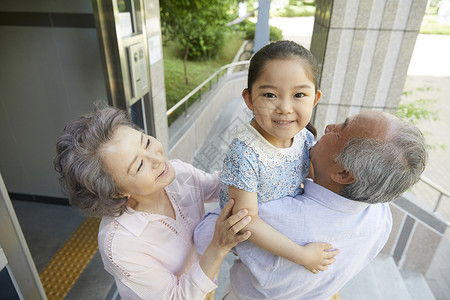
310, 111, 391, 185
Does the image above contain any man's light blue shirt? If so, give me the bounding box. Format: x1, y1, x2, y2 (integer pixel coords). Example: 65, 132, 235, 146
194, 179, 392, 300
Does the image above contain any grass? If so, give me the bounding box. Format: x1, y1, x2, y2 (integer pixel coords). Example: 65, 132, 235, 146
271, 1, 316, 17
163, 31, 245, 124
272, 5, 315, 17
420, 14, 450, 35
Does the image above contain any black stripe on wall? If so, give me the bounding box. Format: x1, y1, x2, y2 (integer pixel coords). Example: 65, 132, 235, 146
0, 12, 95, 28
9, 193, 70, 206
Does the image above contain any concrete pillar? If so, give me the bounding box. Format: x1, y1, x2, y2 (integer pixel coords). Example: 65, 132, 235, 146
310, 0, 428, 136
143, 0, 169, 151
254, 0, 271, 52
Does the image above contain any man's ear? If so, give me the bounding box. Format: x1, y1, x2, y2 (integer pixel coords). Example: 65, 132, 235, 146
117, 192, 130, 200
313, 89, 322, 108
330, 168, 356, 185
242, 88, 254, 111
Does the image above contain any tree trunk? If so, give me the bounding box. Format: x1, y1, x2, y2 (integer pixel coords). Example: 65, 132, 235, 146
183, 42, 190, 85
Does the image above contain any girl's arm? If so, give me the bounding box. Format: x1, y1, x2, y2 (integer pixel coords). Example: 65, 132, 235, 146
199, 199, 251, 279
229, 186, 339, 273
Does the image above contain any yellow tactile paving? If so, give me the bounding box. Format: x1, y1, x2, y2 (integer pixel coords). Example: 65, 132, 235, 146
39, 217, 101, 300
331, 292, 341, 300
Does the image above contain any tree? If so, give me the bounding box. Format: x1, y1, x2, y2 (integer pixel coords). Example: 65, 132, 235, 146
160, 0, 236, 84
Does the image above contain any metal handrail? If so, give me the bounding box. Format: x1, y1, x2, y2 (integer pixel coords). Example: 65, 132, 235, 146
226, 9, 257, 26
166, 60, 250, 117
419, 176, 450, 213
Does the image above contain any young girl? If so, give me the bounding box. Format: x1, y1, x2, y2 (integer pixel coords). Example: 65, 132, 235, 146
219, 40, 338, 273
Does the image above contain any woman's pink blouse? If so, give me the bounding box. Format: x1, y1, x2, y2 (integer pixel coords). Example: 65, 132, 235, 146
98, 159, 219, 299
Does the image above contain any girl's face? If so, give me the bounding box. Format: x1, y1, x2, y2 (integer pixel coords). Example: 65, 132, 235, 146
101, 125, 175, 202
243, 57, 321, 148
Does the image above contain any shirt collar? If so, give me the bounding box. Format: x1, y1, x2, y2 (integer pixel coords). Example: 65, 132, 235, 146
114, 207, 164, 237
302, 179, 370, 213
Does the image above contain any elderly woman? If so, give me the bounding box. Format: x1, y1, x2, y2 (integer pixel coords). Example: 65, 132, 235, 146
54, 106, 251, 299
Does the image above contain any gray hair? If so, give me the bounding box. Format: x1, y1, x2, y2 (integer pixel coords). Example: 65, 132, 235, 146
336, 119, 427, 204
54, 106, 138, 217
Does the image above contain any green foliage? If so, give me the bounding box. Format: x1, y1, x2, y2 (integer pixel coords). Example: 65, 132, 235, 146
275, 5, 315, 17
242, 20, 283, 41
272, 1, 316, 17
420, 14, 450, 35
241, 19, 255, 39
164, 32, 245, 124
270, 25, 283, 41
397, 99, 439, 125
397, 87, 439, 125
289, 0, 316, 6
397, 87, 445, 150
419, 1, 450, 35
427, 0, 441, 11
160, 0, 236, 60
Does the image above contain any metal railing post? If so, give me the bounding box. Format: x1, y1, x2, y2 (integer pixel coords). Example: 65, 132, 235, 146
184, 100, 189, 117
419, 176, 450, 214
433, 193, 444, 213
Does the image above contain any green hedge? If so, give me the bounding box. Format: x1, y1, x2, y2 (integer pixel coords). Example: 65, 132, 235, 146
241, 20, 283, 41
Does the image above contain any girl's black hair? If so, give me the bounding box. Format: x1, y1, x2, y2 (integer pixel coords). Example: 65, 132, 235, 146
247, 40, 320, 94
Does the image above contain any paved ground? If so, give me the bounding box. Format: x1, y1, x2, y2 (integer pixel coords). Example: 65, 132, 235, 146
403, 76, 450, 221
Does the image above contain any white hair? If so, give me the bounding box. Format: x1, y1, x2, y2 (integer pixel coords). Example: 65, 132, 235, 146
336, 119, 427, 204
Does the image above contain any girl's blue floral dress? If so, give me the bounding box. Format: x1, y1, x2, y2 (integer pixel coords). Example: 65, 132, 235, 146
219, 123, 314, 208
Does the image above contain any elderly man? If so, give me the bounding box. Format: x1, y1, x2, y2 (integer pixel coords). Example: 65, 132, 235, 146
194, 111, 427, 300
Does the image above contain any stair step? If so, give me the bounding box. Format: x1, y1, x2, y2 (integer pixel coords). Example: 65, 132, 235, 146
340, 254, 412, 300
339, 259, 382, 300
401, 270, 436, 300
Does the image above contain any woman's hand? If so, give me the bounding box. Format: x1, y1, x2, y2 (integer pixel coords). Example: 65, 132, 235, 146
199, 199, 252, 280
211, 199, 252, 254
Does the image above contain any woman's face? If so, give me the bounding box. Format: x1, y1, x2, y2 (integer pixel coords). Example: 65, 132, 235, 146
101, 125, 175, 201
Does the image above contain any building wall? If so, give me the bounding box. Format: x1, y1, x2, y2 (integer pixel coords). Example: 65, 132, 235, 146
0, 0, 167, 199
143, 0, 169, 150
310, 0, 427, 136
0, 0, 107, 198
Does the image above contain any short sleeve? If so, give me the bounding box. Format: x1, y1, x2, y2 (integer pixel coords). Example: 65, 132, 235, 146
220, 139, 259, 193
